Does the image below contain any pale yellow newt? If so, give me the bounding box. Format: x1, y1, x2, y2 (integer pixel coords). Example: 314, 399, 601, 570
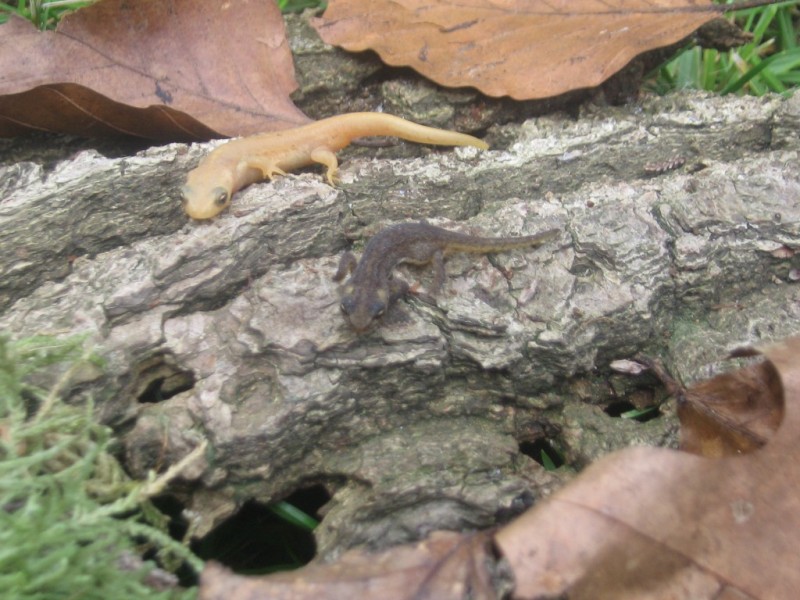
181, 113, 489, 220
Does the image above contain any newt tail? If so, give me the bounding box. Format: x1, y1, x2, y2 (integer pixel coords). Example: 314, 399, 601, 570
181, 113, 488, 220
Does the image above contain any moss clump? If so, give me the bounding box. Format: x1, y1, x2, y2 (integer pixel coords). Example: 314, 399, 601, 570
0, 335, 204, 599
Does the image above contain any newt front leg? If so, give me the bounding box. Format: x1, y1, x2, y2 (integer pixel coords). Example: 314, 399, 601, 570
245, 157, 287, 181
333, 252, 358, 282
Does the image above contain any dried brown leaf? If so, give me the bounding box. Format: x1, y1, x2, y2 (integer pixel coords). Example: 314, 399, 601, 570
495, 337, 800, 599
313, 0, 722, 100
0, 0, 309, 141
199, 531, 497, 600
678, 358, 784, 456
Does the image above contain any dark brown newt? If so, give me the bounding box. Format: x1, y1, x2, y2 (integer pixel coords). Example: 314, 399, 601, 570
333, 222, 559, 331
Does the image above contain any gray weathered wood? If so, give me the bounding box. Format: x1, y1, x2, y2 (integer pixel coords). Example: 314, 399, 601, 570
1, 91, 798, 557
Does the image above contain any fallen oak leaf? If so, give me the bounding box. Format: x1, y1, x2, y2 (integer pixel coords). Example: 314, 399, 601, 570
495, 336, 800, 599
0, 80, 218, 141
313, 0, 751, 100
631, 352, 783, 456
0, 0, 309, 141
677, 355, 784, 457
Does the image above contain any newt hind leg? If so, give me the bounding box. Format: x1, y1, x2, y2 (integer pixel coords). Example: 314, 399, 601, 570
310, 147, 339, 185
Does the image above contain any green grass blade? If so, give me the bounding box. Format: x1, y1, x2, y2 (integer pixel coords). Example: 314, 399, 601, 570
620, 406, 657, 420
751, 5, 778, 44
721, 51, 790, 94
268, 501, 319, 531
775, 9, 797, 49
540, 450, 557, 471
702, 49, 718, 90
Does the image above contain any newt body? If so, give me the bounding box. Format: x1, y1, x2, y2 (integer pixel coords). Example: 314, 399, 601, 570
334, 222, 558, 331
181, 113, 488, 220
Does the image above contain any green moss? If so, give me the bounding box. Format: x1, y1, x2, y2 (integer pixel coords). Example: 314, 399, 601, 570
0, 335, 204, 600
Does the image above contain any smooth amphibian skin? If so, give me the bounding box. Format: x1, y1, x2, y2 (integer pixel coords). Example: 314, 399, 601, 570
181, 113, 489, 220
334, 222, 559, 331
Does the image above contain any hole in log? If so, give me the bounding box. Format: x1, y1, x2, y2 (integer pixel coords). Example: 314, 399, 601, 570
519, 438, 565, 470
192, 485, 331, 574
131, 352, 195, 403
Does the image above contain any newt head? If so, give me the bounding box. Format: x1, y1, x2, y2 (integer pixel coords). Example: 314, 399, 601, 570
181, 170, 235, 220
181, 184, 231, 220
338, 282, 390, 332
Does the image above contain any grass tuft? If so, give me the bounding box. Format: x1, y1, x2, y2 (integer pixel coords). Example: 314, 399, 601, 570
649, 1, 800, 96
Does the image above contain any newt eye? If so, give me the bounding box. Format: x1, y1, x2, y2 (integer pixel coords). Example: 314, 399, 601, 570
213, 190, 229, 207
369, 301, 386, 318
340, 297, 356, 315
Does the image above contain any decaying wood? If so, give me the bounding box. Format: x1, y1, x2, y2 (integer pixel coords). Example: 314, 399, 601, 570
0, 91, 798, 558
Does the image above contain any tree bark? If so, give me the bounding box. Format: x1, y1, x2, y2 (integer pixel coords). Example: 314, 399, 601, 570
1, 89, 798, 557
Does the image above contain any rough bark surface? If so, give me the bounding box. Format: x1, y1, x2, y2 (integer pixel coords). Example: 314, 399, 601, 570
1, 91, 798, 558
